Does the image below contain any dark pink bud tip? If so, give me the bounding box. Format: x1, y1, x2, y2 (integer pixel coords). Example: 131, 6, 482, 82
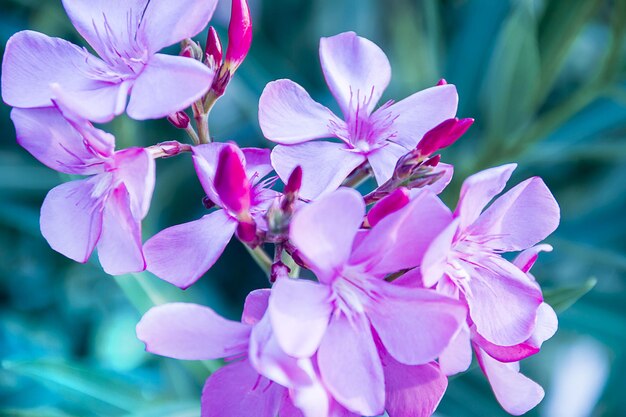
424, 154, 441, 167
416, 117, 474, 156
225, 0, 252, 68
285, 166, 303, 195
270, 261, 291, 283
214, 144, 251, 214
367, 187, 410, 227
236, 220, 257, 244
437, 78, 448, 86
202, 196, 216, 210
167, 111, 190, 129
206, 26, 223, 68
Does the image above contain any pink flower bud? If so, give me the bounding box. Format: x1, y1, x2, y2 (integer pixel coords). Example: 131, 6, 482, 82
236, 220, 257, 244
167, 111, 190, 129
424, 154, 441, 167
214, 144, 251, 215
225, 0, 252, 70
206, 26, 223, 69
284, 166, 302, 196
366, 187, 410, 227
437, 78, 448, 86
416, 118, 474, 156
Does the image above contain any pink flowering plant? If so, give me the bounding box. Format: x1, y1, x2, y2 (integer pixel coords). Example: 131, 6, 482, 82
2, 1, 565, 416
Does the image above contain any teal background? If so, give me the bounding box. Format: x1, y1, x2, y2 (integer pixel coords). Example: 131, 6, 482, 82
1, 0, 625, 416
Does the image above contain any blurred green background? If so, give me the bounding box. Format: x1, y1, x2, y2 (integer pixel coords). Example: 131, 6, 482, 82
1, 0, 625, 416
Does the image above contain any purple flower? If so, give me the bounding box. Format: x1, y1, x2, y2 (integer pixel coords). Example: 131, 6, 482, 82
143, 143, 278, 289
258, 31, 458, 199
1, 0, 218, 122
268, 188, 466, 415
11, 102, 155, 275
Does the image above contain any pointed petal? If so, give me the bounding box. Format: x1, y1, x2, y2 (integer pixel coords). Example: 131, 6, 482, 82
368, 283, 466, 365
201, 360, 284, 417
127, 54, 213, 120
512, 244, 553, 274
419, 162, 454, 195
271, 142, 365, 200
268, 278, 332, 357
470, 177, 560, 251
136, 303, 250, 360
289, 188, 364, 280
455, 164, 517, 230
192, 142, 233, 205
144, 210, 237, 289
475, 347, 544, 415
366, 187, 410, 228
114, 148, 155, 219
367, 142, 409, 185
438, 323, 472, 376
421, 219, 459, 288
259, 79, 342, 144
383, 358, 448, 417
387, 85, 459, 149
319, 32, 390, 116
97, 184, 145, 275
318, 315, 384, 416
214, 144, 252, 214
40, 178, 103, 263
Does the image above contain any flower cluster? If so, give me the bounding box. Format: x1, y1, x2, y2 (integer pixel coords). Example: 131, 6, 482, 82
2, 1, 560, 416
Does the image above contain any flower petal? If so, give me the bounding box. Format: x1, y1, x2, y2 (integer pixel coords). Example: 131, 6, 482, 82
144, 210, 237, 289
366, 142, 409, 185
318, 315, 384, 416
475, 347, 545, 415
192, 142, 233, 206
242, 148, 273, 183
97, 184, 146, 275
421, 219, 459, 288
259, 79, 342, 145
136, 303, 250, 360
127, 54, 213, 120
50, 79, 131, 123
201, 360, 285, 417
438, 322, 472, 376
242, 289, 271, 325
387, 84, 459, 149
289, 188, 364, 280
114, 148, 155, 219
40, 178, 103, 263
271, 142, 365, 200
268, 278, 332, 357
319, 32, 390, 117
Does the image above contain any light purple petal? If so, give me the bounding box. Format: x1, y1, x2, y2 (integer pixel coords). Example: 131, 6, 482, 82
465, 257, 543, 346
51, 80, 131, 123
318, 314, 384, 416
289, 188, 364, 280
386, 84, 458, 149
383, 357, 448, 417
421, 219, 459, 288
144, 210, 237, 289
242, 148, 274, 183
192, 142, 233, 205
475, 347, 545, 415
127, 54, 213, 120
368, 282, 466, 365
268, 278, 332, 357
259, 79, 342, 144
470, 177, 560, 251
242, 289, 271, 325
455, 164, 517, 231
319, 32, 390, 117
114, 148, 155, 219
419, 162, 454, 195
97, 184, 146, 275
367, 142, 409, 185
438, 322, 472, 376
136, 303, 250, 360
271, 142, 365, 200
11, 107, 105, 175
513, 244, 553, 274
40, 178, 103, 263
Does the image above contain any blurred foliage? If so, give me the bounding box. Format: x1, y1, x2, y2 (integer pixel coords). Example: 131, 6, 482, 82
1, 0, 626, 416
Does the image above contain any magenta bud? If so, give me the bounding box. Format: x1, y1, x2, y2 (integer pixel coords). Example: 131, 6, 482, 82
225, 0, 252, 70
206, 26, 223, 68
367, 188, 411, 227
284, 166, 302, 195
214, 144, 251, 214
270, 261, 291, 283
236, 220, 257, 244
437, 78, 448, 86
167, 111, 190, 129
202, 196, 216, 210
416, 118, 474, 156
424, 154, 441, 167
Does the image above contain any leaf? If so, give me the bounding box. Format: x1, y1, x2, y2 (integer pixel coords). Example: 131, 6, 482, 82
543, 277, 597, 313
0, 408, 77, 417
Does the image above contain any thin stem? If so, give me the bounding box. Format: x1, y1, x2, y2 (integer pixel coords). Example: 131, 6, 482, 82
244, 244, 272, 275
184, 124, 200, 145
342, 162, 372, 188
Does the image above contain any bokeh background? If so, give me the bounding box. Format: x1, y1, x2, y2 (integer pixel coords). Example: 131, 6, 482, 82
1, 0, 625, 416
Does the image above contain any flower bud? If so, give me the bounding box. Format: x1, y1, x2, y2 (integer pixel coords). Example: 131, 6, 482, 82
214, 144, 251, 215
284, 166, 302, 196
202, 196, 216, 210
367, 188, 410, 227
205, 26, 223, 70
167, 111, 190, 129
224, 0, 252, 71
180, 39, 203, 61
270, 261, 291, 283
236, 220, 257, 244
416, 118, 474, 157
437, 78, 448, 86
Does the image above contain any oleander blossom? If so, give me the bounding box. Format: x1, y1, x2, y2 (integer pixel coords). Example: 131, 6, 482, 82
10, 101, 155, 275
258, 31, 458, 199
1, 0, 218, 122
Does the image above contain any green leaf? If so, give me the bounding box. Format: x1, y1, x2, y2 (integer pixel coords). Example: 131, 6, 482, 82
543, 277, 597, 313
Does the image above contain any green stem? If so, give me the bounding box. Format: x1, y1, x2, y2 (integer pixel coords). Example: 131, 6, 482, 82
245, 244, 272, 275
342, 163, 371, 188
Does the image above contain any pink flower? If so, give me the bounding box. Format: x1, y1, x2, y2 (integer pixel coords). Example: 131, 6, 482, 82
1, 0, 218, 122
143, 143, 278, 289
11, 103, 155, 275
258, 31, 458, 199
268, 188, 466, 415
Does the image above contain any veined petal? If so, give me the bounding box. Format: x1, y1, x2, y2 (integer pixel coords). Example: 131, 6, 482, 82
136, 303, 250, 360
259, 79, 342, 145
271, 142, 365, 200
50, 80, 131, 123
366, 142, 409, 185
387, 84, 459, 149
289, 188, 364, 280
319, 32, 390, 117
127, 54, 213, 120
40, 178, 104, 263
144, 210, 237, 289
114, 148, 155, 219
